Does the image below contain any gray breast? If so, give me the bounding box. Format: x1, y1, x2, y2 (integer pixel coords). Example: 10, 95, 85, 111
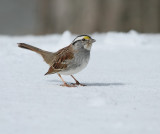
60, 49, 90, 75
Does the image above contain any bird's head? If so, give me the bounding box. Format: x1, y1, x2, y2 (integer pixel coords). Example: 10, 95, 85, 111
72, 35, 96, 51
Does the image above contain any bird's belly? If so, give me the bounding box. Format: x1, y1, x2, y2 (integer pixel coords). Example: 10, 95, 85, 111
59, 53, 90, 75
59, 61, 88, 75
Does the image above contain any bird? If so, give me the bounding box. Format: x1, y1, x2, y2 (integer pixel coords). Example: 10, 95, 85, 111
18, 35, 96, 87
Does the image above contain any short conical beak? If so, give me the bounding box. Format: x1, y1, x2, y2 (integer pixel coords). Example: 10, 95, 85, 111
91, 38, 96, 43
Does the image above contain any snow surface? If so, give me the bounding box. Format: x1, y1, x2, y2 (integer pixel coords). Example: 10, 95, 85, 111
0, 31, 160, 134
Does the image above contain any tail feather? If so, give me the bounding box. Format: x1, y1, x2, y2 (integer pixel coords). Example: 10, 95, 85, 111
18, 43, 55, 66
18, 43, 43, 54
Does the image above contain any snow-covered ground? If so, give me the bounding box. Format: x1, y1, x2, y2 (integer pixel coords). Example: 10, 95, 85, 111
0, 31, 160, 134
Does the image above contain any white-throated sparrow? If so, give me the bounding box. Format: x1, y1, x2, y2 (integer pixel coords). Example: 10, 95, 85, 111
18, 35, 96, 87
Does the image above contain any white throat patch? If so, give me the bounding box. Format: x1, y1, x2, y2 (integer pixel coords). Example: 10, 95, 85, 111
84, 44, 92, 50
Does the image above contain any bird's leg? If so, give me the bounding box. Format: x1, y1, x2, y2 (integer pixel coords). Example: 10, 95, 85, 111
58, 74, 76, 87
70, 75, 86, 86
70, 75, 80, 84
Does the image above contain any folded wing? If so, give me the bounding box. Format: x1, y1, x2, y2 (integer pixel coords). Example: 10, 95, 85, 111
45, 45, 74, 75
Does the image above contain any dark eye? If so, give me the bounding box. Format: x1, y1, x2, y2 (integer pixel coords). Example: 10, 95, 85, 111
82, 38, 85, 41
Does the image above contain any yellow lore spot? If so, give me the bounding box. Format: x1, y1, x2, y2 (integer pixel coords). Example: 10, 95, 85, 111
83, 36, 90, 40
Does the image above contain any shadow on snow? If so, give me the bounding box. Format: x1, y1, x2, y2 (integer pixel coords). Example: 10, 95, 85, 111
47, 80, 125, 87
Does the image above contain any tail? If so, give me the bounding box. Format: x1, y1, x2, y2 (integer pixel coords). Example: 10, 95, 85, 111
18, 43, 55, 65
18, 43, 44, 54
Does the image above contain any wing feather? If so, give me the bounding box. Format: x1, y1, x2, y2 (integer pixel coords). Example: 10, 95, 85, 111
45, 45, 74, 75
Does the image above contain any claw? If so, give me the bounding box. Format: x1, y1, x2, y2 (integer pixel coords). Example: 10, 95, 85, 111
61, 83, 77, 87
71, 82, 86, 86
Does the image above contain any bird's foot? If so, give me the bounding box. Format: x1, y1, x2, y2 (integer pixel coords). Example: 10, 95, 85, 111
71, 82, 86, 86
60, 83, 77, 87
